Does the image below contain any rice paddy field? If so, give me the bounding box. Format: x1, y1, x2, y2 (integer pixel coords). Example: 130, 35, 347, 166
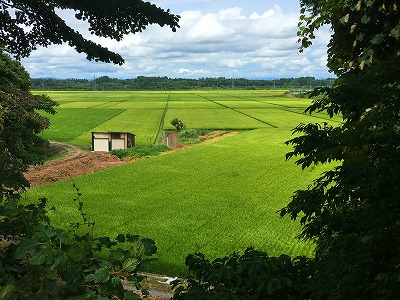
27, 90, 342, 275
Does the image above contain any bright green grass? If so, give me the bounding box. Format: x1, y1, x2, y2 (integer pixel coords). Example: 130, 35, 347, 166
214, 100, 278, 109
26, 128, 326, 275
167, 101, 222, 109
36, 91, 168, 102
73, 109, 165, 145
261, 99, 312, 108
195, 90, 290, 100
39, 90, 337, 146
168, 92, 207, 102
40, 108, 124, 143
58, 102, 112, 109
109, 102, 167, 109
239, 108, 342, 129
164, 108, 271, 130
38, 91, 169, 146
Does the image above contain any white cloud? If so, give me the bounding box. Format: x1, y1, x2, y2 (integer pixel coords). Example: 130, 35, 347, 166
188, 13, 233, 41
176, 68, 207, 75
249, 8, 276, 19
219, 58, 247, 68
20, 1, 331, 79
218, 7, 245, 20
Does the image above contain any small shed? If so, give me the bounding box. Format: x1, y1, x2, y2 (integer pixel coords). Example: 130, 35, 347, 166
91, 132, 135, 152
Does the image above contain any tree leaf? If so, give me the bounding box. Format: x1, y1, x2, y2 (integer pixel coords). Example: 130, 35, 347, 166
67, 293, 94, 300
126, 234, 140, 243
14, 239, 39, 259
361, 15, 371, 24
122, 258, 139, 272
371, 33, 384, 44
30, 245, 54, 265
116, 234, 125, 243
111, 276, 122, 287
0, 284, 15, 300
93, 267, 110, 283
141, 238, 157, 256
110, 248, 125, 262
66, 246, 84, 263
124, 290, 141, 300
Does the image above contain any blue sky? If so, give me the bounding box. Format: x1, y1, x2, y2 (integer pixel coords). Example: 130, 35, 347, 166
21, 0, 332, 79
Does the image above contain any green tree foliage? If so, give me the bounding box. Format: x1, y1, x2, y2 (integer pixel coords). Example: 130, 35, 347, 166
0, 0, 180, 65
170, 118, 186, 131
173, 248, 314, 300
174, 1, 400, 299
31, 76, 336, 91
0, 52, 57, 190
281, 0, 400, 298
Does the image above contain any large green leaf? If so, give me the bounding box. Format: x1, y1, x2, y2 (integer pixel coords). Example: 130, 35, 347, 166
92, 267, 110, 284
124, 290, 141, 300
14, 239, 39, 259
141, 238, 157, 256
0, 284, 15, 300
122, 258, 139, 272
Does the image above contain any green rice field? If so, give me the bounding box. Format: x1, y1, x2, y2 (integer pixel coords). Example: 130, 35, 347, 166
27, 90, 342, 275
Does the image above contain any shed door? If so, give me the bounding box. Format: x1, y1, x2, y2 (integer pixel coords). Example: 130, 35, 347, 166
93, 138, 109, 152
111, 138, 125, 150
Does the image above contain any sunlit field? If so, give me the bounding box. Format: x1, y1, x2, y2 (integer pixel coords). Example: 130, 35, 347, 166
28, 90, 341, 275
38, 90, 341, 146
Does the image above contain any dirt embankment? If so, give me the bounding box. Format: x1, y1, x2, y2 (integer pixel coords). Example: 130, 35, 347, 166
24, 142, 126, 188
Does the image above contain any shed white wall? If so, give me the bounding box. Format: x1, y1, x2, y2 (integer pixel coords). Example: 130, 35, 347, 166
93, 139, 109, 152
111, 139, 125, 150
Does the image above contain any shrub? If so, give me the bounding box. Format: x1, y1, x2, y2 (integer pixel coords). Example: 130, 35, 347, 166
179, 129, 210, 139
172, 247, 314, 300
170, 118, 186, 131
111, 144, 170, 159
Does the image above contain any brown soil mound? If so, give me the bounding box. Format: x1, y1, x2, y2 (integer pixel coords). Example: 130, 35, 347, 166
25, 146, 126, 188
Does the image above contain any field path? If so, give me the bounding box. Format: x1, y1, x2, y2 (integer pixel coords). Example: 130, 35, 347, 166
49, 141, 87, 158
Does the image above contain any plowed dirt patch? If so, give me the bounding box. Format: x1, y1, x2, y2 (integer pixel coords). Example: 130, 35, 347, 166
25, 150, 126, 188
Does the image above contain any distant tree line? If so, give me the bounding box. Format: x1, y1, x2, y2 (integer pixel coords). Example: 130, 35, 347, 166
31, 76, 335, 91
